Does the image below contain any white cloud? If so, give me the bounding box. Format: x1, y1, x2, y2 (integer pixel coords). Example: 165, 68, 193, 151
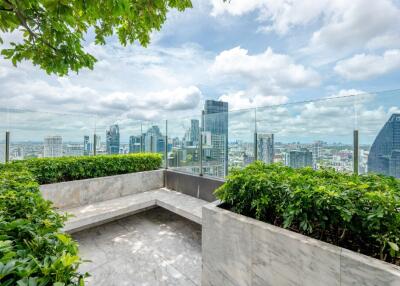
218, 90, 288, 110
334, 50, 400, 80
211, 46, 320, 91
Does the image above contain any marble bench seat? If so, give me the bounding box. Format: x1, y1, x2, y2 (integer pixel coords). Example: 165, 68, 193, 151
61, 188, 209, 233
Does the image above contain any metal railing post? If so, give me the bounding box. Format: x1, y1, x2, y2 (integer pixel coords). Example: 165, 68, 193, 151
199, 111, 204, 176
5, 131, 10, 163
165, 120, 168, 169
353, 130, 359, 175
140, 123, 143, 152
254, 108, 258, 162
93, 133, 97, 156
254, 132, 258, 161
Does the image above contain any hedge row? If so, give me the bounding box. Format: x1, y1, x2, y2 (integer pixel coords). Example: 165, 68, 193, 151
0, 165, 86, 285
215, 162, 400, 265
12, 153, 162, 185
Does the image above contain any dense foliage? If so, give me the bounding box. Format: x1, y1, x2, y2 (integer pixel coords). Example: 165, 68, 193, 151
215, 162, 400, 265
0, 165, 86, 285
12, 153, 162, 184
0, 0, 192, 75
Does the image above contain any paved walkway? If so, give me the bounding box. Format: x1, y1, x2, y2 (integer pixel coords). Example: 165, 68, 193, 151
73, 207, 202, 286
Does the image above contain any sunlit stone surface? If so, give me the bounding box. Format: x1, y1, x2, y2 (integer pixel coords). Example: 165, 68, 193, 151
73, 207, 202, 286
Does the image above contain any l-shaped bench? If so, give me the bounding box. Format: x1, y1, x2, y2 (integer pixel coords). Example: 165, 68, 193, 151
40, 170, 217, 234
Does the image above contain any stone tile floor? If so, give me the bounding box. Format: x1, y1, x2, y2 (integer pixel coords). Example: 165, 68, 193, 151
73, 207, 202, 286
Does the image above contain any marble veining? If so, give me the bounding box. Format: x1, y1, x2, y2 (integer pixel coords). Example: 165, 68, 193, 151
73, 207, 202, 286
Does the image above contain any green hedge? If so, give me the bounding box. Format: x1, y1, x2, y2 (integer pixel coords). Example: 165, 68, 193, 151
0, 165, 86, 285
215, 162, 400, 265
12, 153, 162, 185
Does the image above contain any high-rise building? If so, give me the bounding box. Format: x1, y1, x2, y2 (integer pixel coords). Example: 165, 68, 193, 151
257, 133, 274, 164
204, 100, 228, 176
129, 135, 142, 153
106, 125, 120, 154
44, 136, 63, 158
288, 148, 313, 169
190, 119, 200, 145
65, 144, 83, 156
83, 135, 91, 156
144, 125, 164, 153
367, 114, 400, 178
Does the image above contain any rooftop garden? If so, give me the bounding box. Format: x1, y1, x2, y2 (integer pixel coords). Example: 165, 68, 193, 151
0, 154, 161, 285
215, 162, 400, 265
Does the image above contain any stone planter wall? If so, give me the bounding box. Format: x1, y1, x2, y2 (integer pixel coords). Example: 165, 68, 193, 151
202, 203, 400, 286
40, 170, 164, 209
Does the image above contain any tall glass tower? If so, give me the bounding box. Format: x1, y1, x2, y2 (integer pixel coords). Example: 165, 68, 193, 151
204, 100, 228, 176
367, 114, 400, 178
106, 125, 120, 154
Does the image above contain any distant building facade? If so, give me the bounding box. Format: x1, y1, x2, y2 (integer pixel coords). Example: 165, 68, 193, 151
129, 135, 142, 153
257, 133, 274, 164
144, 125, 164, 153
83, 135, 91, 156
368, 114, 400, 178
106, 125, 120, 154
190, 119, 200, 145
44, 136, 63, 158
288, 148, 313, 169
204, 100, 228, 176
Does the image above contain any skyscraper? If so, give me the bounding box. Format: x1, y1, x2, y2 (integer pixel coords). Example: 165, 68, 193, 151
257, 133, 274, 164
204, 100, 228, 176
144, 125, 164, 153
44, 136, 63, 158
367, 114, 400, 178
190, 119, 200, 145
129, 135, 142, 153
288, 148, 313, 169
83, 135, 90, 156
106, 125, 120, 154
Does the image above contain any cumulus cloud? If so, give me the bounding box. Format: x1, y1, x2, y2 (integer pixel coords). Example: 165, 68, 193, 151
211, 46, 320, 91
334, 50, 400, 80
218, 91, 288, 110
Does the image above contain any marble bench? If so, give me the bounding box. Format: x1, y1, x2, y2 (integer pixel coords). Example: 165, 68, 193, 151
61, 188, 209, 233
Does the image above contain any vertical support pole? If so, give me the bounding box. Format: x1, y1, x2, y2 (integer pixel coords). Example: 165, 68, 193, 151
199, 111, 204, 176
353, 130, 359, 175
254, 108, 258, 162
5, 131, 10, 163
93, 133, 97, 156
165, 120, 168, 169
254, 132, 258, 162
140, 123, 143, 152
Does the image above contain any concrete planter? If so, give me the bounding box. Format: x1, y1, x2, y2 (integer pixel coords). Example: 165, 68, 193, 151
40, 170, 164, 209
202, 203, 400, 286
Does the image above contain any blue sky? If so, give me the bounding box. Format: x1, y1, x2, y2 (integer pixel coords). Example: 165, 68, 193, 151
0, 0, 400, 142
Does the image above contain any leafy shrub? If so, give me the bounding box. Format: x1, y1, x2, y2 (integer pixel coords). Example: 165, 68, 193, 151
0, 165, 86, 285
215, 162, 400, 265
12, 153, 162, 185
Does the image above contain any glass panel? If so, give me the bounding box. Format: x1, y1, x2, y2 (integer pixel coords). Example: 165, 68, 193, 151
0, 108, 8, 163
356, 89, 400, 177
167, 116, 201, 175
228, 109, 256, 171
203, 110, 228, 178
8, 109, 94, 160
256, 95, 355, 172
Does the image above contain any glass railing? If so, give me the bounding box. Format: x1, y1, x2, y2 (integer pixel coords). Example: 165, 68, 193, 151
1, 89, 399, 179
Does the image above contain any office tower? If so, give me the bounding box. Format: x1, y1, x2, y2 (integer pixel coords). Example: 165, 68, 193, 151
190, 119, 200, 145
129, 135, 142, 153
368, 114, 400, 178
312, 140, 323, 167
83, 135, 90, 156
65, 144, 83, 156
288, 148, 313, 169
0, 143, 4, 163
106, 125, 120, 154
204, 100, 228, 176
44, 135, 63, 158
257, 133, 274, 164
144, 125, 164, 153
